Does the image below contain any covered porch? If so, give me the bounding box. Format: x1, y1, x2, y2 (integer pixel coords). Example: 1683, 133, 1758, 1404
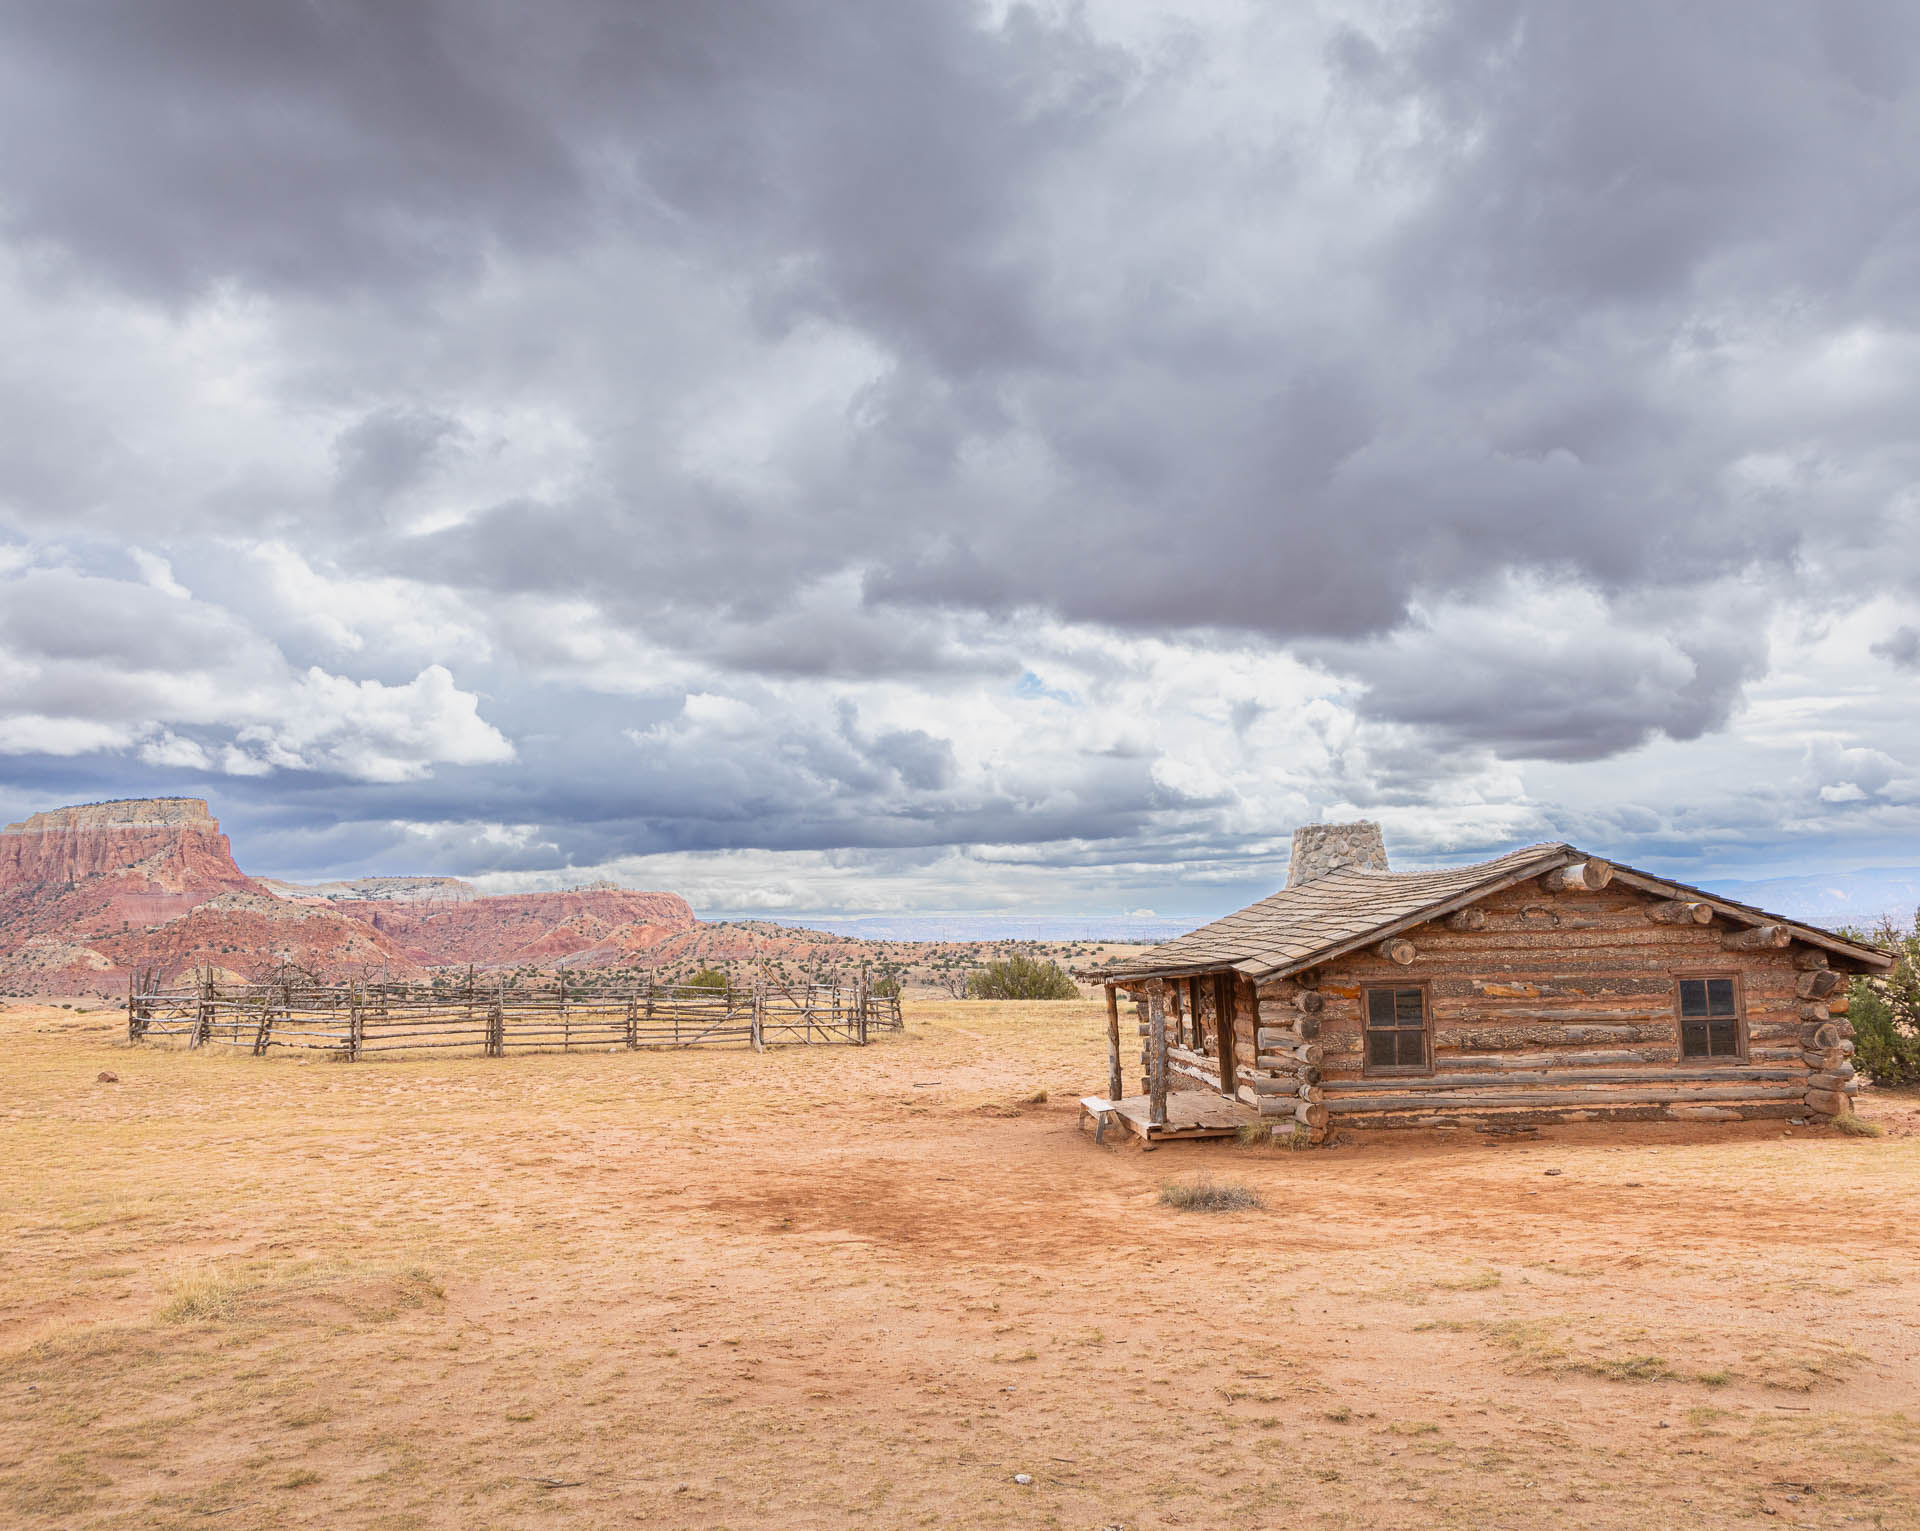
1078, 1088, 1256, 1143
1081, 971, 1283, 1143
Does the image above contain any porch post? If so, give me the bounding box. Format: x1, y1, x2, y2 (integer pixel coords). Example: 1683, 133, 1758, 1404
1148, 980, 1168, 1127
1104, 983, 1122, 1102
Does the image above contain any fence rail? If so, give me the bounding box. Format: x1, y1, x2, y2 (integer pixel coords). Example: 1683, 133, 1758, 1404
126, 968, 904, 1060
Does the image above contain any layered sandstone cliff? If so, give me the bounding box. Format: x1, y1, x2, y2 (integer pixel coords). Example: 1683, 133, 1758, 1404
0, 798, 426, 996
342, 887, 698, 967
0, 798, 257, 905
0, 798, 704, 995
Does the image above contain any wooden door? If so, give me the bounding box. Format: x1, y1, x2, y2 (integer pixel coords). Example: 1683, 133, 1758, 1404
1212, 971, 1237, 1097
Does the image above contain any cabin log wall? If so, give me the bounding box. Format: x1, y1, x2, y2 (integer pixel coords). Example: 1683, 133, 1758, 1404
1116, 874, 1865, 1141
1299, 881, 1857, 1129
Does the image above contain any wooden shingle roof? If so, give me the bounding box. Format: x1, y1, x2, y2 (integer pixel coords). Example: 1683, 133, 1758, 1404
1094, 842, 1892, 983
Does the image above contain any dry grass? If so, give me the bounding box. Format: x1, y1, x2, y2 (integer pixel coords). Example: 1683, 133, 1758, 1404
1159, 1174, 1263, 1212
156, 1266, 257, 1324
1478, 1317, 1679, 1382
157, 1260, 443, 1327
1832, 1112, 1884, 1137
0, 996, 1917, 1530
1431, 1315, 1867, 1393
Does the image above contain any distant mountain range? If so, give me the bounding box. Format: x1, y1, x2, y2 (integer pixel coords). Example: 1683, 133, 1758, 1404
0, 799, 803, 997
1704, 868, 1920, 933
780, 865, 1920, 943
0, 798, 1154, 999
779, 914, 1197, 943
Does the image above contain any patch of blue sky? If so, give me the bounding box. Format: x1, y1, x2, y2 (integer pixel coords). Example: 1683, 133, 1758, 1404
1015, 671, 1077, 705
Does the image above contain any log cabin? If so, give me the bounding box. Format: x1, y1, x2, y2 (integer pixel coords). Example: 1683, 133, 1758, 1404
1086, 823, 1891, 1145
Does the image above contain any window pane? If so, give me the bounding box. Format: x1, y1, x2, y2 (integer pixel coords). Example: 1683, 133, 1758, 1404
1679, 980, 1707, 1017
1708, 1019, 1738, 1056
1706, 978, 1736, 1017
1681, 1020, 1709, 1058
1366, 987, 1427, 1068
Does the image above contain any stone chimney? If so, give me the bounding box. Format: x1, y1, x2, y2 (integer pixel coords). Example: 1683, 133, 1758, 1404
1286, 821, 1389, 888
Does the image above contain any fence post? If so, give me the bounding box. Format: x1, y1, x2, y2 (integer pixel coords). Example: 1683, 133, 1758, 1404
751, 980, 764, 1052
190, 965, 212, 1050
857, 971, 869, 1046
1148, 981, 1168, 1128
348, 999, 364, 1062
251, 983, 275, 1056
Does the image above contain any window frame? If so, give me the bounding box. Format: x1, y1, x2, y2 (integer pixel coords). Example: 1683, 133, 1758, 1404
1361, 981, 1433, 1077
1671, 970, 1747, 1064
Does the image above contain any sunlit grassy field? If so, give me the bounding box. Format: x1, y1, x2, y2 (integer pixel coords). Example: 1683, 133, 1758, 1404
3, 998, 1918, 1529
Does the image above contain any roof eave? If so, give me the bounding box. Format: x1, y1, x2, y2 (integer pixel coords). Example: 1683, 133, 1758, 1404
1603, 867, 1893, 972
1091, 846, 1895, 983
1094, 846, 1578, 985
1246, 847, 1580, 984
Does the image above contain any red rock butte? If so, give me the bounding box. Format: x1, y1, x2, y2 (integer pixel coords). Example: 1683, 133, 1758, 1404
0, 797, 708, 998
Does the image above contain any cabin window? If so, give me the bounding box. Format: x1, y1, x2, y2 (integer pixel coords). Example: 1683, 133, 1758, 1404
1677, 976, 1742, 1060
1365, 986, 1429, 1072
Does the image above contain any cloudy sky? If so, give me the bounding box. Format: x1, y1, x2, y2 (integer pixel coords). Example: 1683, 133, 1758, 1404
2, 0, 1919, 921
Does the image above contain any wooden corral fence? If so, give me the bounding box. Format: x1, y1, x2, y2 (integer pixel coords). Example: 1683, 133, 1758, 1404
126, 967, 905, 1060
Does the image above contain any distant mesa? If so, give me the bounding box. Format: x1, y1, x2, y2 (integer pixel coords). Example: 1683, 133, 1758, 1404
6, 797, 218, 831
262, 875, 482, 904
0, 796, 1141, 1003
0, 796, 697, 998
2, 795, 255, 902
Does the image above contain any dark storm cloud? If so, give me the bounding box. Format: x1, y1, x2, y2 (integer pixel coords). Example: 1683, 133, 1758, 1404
322, 0, 1912, 704
151, 710, 1172, 874
0, 1, 581, 297
1325, 611, 1770, 763
2, 1, 1919, 891
0, 0, 1122, 356
1873, 626, 1920, 670
8, 2, 1902, 631
332, 407, 466, 510
1377, 0, 1920, 312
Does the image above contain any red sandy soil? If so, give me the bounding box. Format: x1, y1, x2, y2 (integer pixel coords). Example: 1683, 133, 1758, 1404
1, 997, 1916, 1530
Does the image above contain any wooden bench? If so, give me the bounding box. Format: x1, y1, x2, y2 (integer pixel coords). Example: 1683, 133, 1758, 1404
1078, 1095, 1118, 1143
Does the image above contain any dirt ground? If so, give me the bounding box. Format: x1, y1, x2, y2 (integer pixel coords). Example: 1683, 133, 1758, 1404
2, 998, 1917, 1530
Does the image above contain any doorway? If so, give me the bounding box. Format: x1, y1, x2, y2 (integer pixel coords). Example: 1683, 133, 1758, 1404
1213, 971, 1238, 1095
1188, 971, 1236, 1097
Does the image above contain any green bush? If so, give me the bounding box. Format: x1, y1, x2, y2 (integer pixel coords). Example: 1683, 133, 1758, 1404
1844, 911, 1920, 1087
686, 967, 729, 991
964, 955, 1079, 1000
